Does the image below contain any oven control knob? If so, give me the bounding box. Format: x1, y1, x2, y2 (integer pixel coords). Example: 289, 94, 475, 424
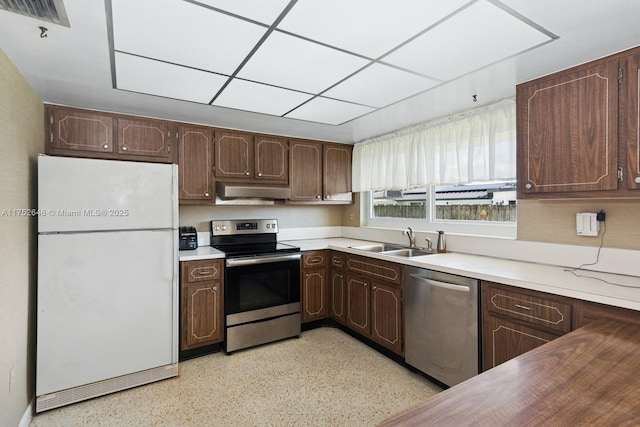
221, 225, 227, 230
266, 224, 270, 229
213, 225, 219, 231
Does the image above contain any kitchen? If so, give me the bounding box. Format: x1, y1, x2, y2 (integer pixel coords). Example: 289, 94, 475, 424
2, 1, 640, 426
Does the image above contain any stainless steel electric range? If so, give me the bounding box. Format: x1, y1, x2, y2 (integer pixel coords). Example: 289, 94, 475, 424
210, 219, 301, 353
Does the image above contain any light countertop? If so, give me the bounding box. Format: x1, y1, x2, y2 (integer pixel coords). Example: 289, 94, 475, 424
180, 237, 640, 311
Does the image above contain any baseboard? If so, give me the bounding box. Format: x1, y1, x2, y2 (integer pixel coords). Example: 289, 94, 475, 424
19, 400, 33, 427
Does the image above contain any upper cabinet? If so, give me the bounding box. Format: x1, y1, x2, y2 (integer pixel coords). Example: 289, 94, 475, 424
323, 144, 352, 201
178, 125, 214, 203
47, 106, 114, 154
289, 140, 323, 200
45, 105, 176, 163
115, 117, 175, 161
620, 52, 640, 190
289, 140, 353, 203
215, 131, 288, 183
517, 45, 640, 198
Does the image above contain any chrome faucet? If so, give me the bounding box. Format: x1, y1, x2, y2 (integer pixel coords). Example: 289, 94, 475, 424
424, 237, 432, 251
403, 227, 416, 248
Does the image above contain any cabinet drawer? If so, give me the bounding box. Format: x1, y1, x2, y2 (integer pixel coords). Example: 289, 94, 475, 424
346, 255, 402, 286
184, 259, 222, 283
330, 252, 345, 270
302, 250, 327, 269
485, 284, 571, 333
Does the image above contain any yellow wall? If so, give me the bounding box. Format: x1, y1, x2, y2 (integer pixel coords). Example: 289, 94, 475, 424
517, 199, 640, 250
179, 203, 344, 231
0, 49, 43, 426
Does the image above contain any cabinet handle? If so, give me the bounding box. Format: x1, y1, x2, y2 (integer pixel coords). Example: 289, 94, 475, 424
199, 271, 209, 275
635, 177, 640, 184
372, 286, 377, 291
524, 183, 532, 190
50, 132, 53, 143
212, 286, 217, 291
245, 171, 250, 176
257, 173, 262, 177
326, 195, 330, 199
316, 195, 321, 199
515, 304, 532, 311
122, 146, 128, 151
204, 192, 210, 197
306, 273, 310, 278
103, 144, 109, 149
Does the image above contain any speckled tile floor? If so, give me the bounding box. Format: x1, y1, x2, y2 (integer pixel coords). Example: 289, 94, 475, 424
30, 327, 441, 427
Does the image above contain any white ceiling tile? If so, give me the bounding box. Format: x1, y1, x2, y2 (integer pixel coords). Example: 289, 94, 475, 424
279, 0, 470, 58
285, 97, 375, 125
323, 64, 441, 107
114, 52, 228, 103
383, 0, 553, 80
237, 31, 370, 94
191, 0, 291, 25
213, 79, 313, 116
111, 0, 266, 75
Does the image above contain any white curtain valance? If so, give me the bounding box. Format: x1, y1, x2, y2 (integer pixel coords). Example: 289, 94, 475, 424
352, 99, 516, 192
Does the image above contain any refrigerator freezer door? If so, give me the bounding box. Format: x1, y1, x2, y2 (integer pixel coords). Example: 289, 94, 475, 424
38, 155, 178, 233
36, 229, 178, 396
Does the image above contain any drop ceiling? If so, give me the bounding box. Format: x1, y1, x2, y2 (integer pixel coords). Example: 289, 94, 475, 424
1, 0, 640, 143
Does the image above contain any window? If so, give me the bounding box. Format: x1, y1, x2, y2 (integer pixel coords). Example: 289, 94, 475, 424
354, 99, 517, 238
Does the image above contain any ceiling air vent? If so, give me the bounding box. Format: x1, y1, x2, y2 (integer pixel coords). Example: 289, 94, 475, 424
0, 0, 69, 27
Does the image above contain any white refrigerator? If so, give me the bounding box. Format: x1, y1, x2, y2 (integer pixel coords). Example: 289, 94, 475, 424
36, 155, 179, 413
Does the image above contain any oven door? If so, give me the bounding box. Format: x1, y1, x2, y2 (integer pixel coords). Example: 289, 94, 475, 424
225, 253, 301, 316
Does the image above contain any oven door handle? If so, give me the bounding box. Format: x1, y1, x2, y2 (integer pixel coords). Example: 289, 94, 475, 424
226, 253, 302, 267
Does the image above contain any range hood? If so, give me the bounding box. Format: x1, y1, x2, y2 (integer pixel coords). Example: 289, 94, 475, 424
215, 181, 291, 201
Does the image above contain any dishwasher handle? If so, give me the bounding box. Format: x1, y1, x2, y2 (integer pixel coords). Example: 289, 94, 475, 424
409, 274, 471, 292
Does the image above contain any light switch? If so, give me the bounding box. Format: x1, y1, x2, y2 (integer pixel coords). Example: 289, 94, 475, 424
576, 212, 599, 236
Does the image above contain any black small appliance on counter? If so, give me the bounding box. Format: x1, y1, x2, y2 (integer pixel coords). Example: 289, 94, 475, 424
179, 226, 198, 250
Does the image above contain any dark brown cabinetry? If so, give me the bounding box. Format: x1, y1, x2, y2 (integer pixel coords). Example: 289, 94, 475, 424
345, 254, 403, 355
517, 45, 640, 198
301, 250, 328, 323
180, 259, 224, 351
178, 125, 214, 203
289, 140, 353, 203
116, 117, 175, 160
482, 281, 572, 371
45, 105, 175, 163
215, 131, 288, 183
329, 252, 346, 324
47, 106, 114, 154
289, 140, 323, 200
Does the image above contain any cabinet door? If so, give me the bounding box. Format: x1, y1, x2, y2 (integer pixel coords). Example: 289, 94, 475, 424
289, 140, 322, 200
482, 314, 559, 371
47, 106, 114, 153
371, 281, 402, 355
621, 52, 640, 190
302, 268, 327, 322
324, 144, 352, 201
178, 125, 214, 202
116, 118, 174, 161
255, 136, 288, 183
517, 58, 619, 196
346, 274, 370, 336
181, 281, 223, 350
215, 131, 254, 179
329, 270, 346, 324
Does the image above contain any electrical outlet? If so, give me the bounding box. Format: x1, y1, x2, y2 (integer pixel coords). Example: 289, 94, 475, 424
576, 212, 599, 236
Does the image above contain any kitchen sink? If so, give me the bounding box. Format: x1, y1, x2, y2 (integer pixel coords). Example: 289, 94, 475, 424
381, 248, 436, 257
349, 243, 406, 252
349, 243, 436, 257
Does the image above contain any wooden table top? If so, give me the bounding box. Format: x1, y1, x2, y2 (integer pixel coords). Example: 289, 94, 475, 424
379, 320, 640, 426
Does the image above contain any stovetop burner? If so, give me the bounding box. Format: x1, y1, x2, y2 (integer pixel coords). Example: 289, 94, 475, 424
210, 219, 299, 258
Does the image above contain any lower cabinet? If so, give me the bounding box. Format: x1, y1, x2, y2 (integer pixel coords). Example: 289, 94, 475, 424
329, 252, 346, 324
301, 251, 328, 323
180, 259, 224, 351
481, 280, 640, 371
345, 254, 403, 356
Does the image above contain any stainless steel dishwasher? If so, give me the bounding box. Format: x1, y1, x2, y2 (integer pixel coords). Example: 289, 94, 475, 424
404, 266, 479, 387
